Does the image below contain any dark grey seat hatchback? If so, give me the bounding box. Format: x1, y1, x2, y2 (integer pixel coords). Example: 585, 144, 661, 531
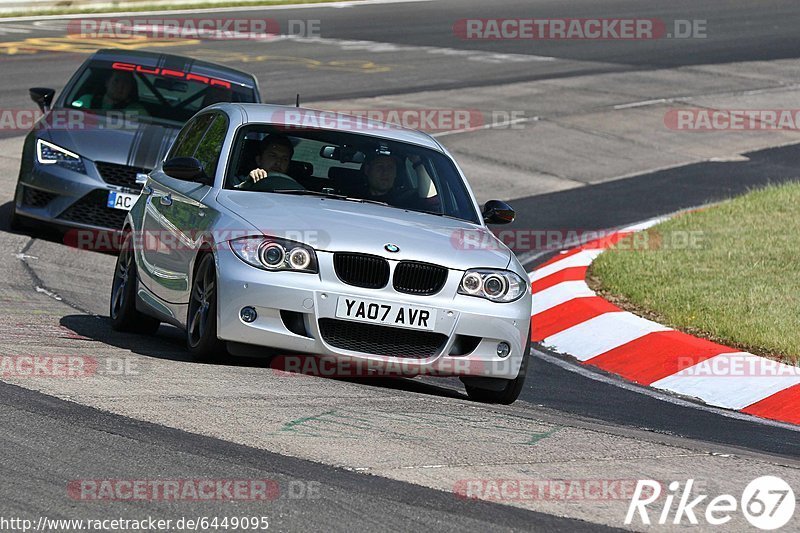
12, 48, 261, 233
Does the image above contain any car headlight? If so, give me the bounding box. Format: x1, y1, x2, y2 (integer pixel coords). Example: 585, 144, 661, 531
458, 269, 528, 302
230, 236, 318, 273
36, 139, 86, 173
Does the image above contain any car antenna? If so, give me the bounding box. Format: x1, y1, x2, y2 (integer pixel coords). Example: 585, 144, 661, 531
295, 94, 300, 107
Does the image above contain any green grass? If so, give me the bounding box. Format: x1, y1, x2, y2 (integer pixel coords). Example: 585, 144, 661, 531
589, 182, 800, 364
1, 0, 350, 18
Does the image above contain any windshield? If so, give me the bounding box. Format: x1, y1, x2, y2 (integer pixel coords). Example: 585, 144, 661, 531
63, 61, 256, 124
225, 125, 480, 224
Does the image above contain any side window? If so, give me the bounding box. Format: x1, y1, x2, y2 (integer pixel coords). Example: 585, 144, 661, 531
167, 114, 214, 160
194, 114, 228, 179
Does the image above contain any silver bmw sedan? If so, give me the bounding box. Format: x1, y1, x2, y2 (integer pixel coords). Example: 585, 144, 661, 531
110, 103, 532, 404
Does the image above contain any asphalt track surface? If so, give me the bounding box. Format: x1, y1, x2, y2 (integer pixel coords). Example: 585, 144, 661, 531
1, 0, 800, 530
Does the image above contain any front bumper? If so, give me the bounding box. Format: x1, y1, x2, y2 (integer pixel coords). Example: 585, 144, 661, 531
15, 152, 141, 233
215, 247, 532, 380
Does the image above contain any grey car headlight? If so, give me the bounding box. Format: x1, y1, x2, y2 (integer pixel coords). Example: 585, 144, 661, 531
36, 139, 86, 174
458, 269, 528, 303
230, 236, 318, 273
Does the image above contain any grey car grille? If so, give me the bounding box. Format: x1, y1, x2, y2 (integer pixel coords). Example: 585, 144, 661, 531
22, 186, 58, 208
318, 318, 447, 358
333, 253, 390, 289
393, 261, 448, 295
58, 189, 127, 229
96, 161, 148, 190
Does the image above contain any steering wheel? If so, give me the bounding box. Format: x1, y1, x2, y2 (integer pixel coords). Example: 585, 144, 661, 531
248, 172, 306, 192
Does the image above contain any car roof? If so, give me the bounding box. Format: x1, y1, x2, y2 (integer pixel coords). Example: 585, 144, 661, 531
89, 49, 257, 88
226, 103, 443, 151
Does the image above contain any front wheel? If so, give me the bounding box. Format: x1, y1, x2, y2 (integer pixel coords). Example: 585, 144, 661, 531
187, 253, 226, 362
109, 232, 161, 334
463, 335, 530, 405
9, 205, 22, 231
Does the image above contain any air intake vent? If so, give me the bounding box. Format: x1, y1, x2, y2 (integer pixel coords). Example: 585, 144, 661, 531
96, 161, 148, 190
22, 186, 57, 208
333, 253, 390, 289
393, 261, 448, 296
58, 189, 127, 229
318, 318, 447, 358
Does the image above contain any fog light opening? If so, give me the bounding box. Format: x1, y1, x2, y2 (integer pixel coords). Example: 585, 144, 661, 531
240, 306, 258, 323
496, 342, 511, 359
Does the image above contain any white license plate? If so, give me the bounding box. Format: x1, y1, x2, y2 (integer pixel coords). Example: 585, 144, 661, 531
107, 190, 140, 211
335, 297, 437, 331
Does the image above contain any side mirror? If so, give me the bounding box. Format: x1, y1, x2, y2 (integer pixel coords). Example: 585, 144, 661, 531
30, 87, 56, 112
163, 157, 209, 184
482, 200, 515, 225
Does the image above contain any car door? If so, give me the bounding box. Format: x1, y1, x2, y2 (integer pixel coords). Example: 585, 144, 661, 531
139, 113, 223, 304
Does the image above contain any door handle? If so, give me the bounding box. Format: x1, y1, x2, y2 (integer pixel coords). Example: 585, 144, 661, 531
160, 194, 173, 206
141, 185, 153, 195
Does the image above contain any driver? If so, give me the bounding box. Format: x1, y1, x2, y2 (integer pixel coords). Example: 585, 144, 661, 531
233, 134, 295, 190
74, 70, 148, 116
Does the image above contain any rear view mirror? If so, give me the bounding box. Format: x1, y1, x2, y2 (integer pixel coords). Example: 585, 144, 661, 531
30, 87, 55, 112
319, 145, 365, 164
482, 200, 515, 225
163, 157, 209, 184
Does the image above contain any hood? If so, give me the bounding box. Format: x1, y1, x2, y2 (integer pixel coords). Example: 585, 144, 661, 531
42, 111, 180, 170
216, 191, 511, 271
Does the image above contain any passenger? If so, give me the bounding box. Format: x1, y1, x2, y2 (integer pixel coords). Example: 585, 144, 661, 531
357, 152, 441, 211
361, 153, 403, 203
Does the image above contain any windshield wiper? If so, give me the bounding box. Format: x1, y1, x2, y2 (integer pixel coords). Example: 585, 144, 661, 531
271, 189, 390, 206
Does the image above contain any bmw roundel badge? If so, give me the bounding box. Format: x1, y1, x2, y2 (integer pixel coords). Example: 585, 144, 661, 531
384, 243, 400, 253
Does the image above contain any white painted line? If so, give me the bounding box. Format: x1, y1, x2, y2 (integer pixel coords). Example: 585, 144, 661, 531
652, 352, 800, 410
0, 0, 434, 21
432, 116, 538, 138
294, 36, 556, 64
613, 98, 668, 110
532, 348, 800, 433
543, 312, 671, 361
530, 249, 603, 282
708, 155, 750, 162
620, 216, 670, 233
531, 280, 595, 316
0, 24, 32, 33
35, 286, 62, 301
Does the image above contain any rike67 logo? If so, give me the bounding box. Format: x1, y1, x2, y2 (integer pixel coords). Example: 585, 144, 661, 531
626, 476, 795, 530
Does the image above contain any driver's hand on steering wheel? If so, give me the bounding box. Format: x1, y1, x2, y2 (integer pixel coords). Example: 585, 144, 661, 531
248, 168, 269, 183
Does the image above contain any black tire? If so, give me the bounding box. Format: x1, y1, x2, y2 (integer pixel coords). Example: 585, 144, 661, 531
186, 253, 226, 362
464, 335, 531, 405
109, 232, 161, 334
9, 205, 22, 232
